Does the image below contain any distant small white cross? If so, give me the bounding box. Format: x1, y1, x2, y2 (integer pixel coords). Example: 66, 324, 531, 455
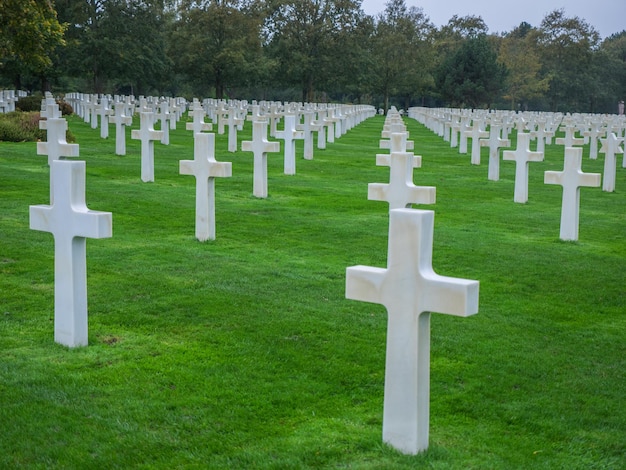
180, 133, 232, 241
544, 147, 601, 241
186, 104, 213, 134
599, 132, 624, 192
479, 122, 510, 181
346, 208, 479, 455
530, 120, 554, 154
275, 114, 304, 175
301, 110, 316, 160
111, 101, 132, 155
555, 125, 584, 147
97, 96, 111, 139
157, 100, 171, 145
583, 122, 606, 160
503, 132, 544, 203
226, 106, 244, 152
131, 112, 163, 182
241, 120, 280, 198
464, 120, 488, 165
30, 160, 112, 347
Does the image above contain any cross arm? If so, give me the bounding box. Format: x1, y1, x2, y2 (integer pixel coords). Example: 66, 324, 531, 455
421, 271, 479, 317
346, 266, 387, 306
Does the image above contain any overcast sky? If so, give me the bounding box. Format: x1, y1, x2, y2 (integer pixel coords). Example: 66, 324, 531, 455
360, 0, 625, 39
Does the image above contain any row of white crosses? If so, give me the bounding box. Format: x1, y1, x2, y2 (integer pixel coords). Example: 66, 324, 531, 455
30, 102, 112, 347
409, 107, 624, 241
178, 99, 374, 241
347, 108, 479, 455
0, 89, 25, 113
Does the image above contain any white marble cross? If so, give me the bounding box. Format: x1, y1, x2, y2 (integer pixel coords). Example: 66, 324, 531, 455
369, 133, 435, 210
186, 105, 213, 134
97, 96, 111, 139
37, 117, 79, 166
275, 114, 304, 175
503, 132, 544, 203
241, 120, 280, 198
584, 122, 606, 160
480, 122, 510, 181
111, 101, 133, 155
464, 120, 488, 165
555, 125, 584, 147
379, 130, 414, 152
599, 132, 624, 192
90, 94, 98, 129
301, 111, 316, 160
346, 208, 479, 455
131, 112, 163, 182
544, 147, 601, 241
312, 113, 326, 150
227, 106, 244, 152
530, 120, 554, 154
30, 160, 112, 347
180, 133, 232, 241
324, 110, 339, 144
458, 116, 471, 154
157, 100, 171, 145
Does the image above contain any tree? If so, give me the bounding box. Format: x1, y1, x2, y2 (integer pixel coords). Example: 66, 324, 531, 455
170, 0, 262, 99
538, 9, 600, 112
265, 0, 363, 102
55, 0, 172, 94
594, 31, 626, 113
0, 0, 66, 88
499, 22, 549, 110
370, 0, 435, 111
436, 34, 507, 108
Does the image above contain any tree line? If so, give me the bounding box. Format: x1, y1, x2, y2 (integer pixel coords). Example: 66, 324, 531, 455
1, 0, 624, 113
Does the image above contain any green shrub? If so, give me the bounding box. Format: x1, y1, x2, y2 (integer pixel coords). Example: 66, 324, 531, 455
0, 112, 46, 142
15, 95, 43, 112
0, 119, 27, 142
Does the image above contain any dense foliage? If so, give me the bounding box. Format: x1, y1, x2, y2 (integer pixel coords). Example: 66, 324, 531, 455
0, 0, 624, 112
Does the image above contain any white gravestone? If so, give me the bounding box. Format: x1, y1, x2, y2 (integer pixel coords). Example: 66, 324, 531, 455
90, 95, 98, 129
186, 105, 213, 134
38, 118, 79, 166
555, 125, 584, 147
599, 132, 624, 192
301, 111, 317, 160
313, 113, 326, 150
131, 112, 163, 182
157, 100, 171, 145
37, 117, 81, 203
583, 123, 605, 160
180, 133, 232, 241
111, 102, 133, 155
465, 120, 488, 165
30, 160, 112, 347
458, 117, 471, 154
346, 208, 479, 455
227, 107, 244, 153
368, 133, 436, 210
544, 147, 601, 241
97, 96, 111, 139
480, 122, 510, 181
241, 120, 280, 198
275, 114, 304, 175
502, 132, 544, 203
530, 120, 554, 154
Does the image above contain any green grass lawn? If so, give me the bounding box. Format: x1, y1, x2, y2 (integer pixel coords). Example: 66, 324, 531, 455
1, 112, 624, 469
